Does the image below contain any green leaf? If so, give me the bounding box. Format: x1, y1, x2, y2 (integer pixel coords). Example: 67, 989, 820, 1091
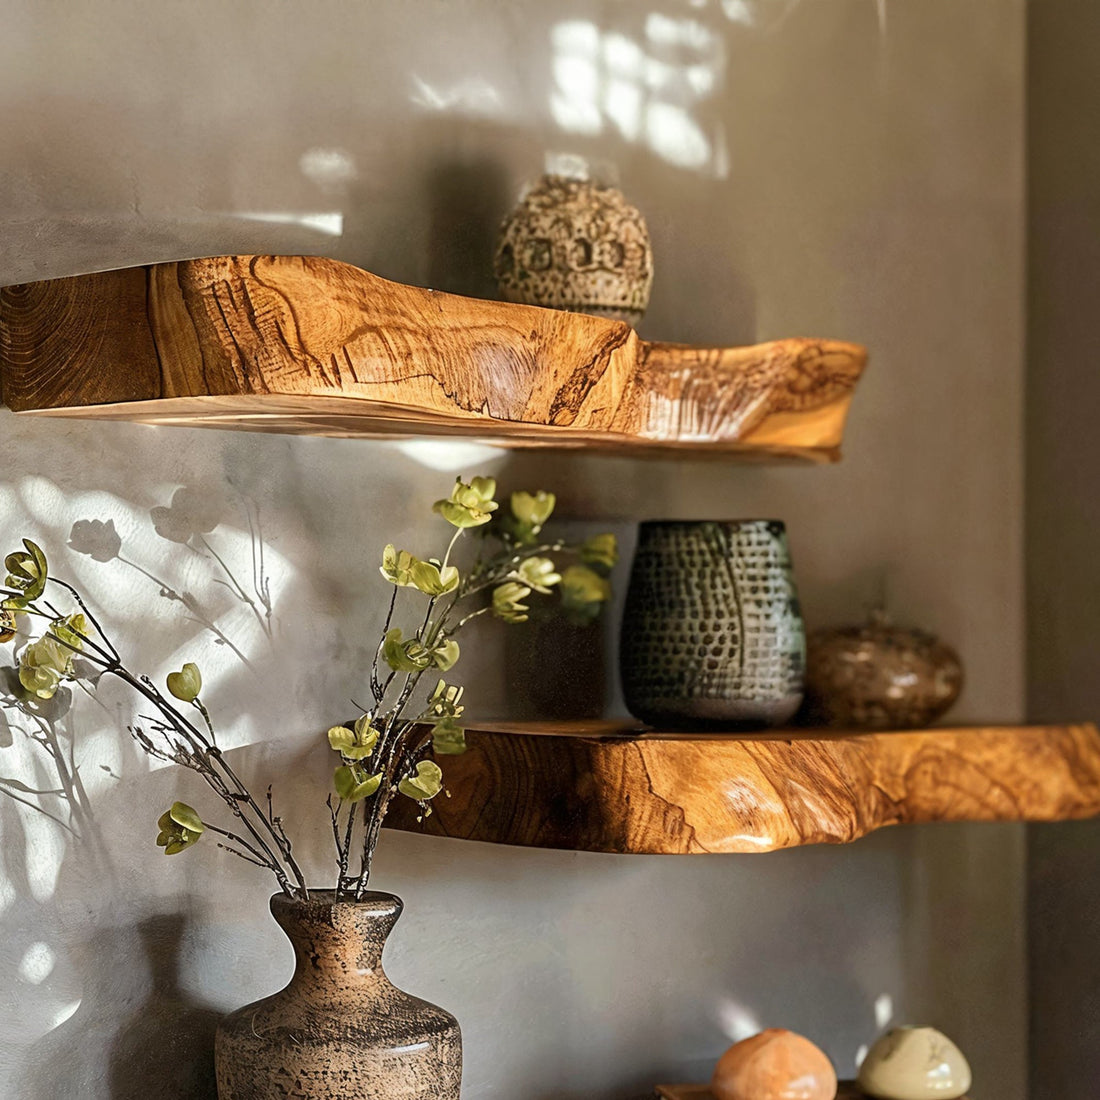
334, 764, 383, 803
398, 759, 444, 801
167, 662, 202, 702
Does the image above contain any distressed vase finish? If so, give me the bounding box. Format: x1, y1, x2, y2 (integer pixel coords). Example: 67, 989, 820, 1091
620, 520, 805, 729
215, 892, 461, 1100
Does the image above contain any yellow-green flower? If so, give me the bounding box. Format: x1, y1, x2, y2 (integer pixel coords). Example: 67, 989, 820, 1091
428, 679, 465, 719
334, 764, 383, 803
561, 564, 612, 625
383, 629, 460, 673
492, 582, 531, 623
433, 477, 498, 528
327, 715, 380, 760
380, 544, 420, 587
580, 533, 619, 573
514, 556, 561, 594
18, 615, 86, 700
508, 490, 556, 542
156, 802, 205, 855
409, 559, 460, 596
167, 662, 202, 703
4, 540, 48, 606
398, 760, 444, 802
431, 716, 467, 756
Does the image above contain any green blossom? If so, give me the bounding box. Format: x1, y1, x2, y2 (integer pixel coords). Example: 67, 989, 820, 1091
334, 764, 383, 803
580, 533, 619, 573
506, 490, 556, 542
433, 477, 498, 528
380, 544, 420, 587
398, 760, 444, 802
561, 564, 611, 625
381, 546, 459, 596
18, 615, 86, 700
492, 582, 531, 623
514, 556, 561, 594
383, 629, 460, 673
431, 716, 467, 756
4, 540, 48, 609
167, 662, 202, 702
327, 715, 380, 760
427, 679, 464, 719
156, 802, 205, 855
409, 559, 460, 596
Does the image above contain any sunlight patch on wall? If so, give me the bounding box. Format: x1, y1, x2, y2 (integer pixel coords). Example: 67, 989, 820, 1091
18, 941, 56, 984
549, 16, 725, 174
234, 211, 344, 237
393, 440, 506, 474
716, 995, 762, 1041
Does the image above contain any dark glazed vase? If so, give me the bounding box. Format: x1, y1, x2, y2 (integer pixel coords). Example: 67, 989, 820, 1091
619, 520, 805, 729
215, 892, 461, 1100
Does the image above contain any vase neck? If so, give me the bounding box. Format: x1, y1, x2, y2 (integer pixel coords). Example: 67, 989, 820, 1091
270, 891, 402, 987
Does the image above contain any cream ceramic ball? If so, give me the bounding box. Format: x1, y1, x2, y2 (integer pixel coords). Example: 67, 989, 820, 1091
711, 1028, 837, 1100
857, 1027, 971, 1100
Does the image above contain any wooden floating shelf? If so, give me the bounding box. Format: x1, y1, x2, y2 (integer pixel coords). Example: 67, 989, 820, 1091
384, 720, 1100, 854
0, 255, 867, 462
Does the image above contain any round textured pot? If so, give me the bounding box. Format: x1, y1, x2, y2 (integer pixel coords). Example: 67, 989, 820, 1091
619, 520, 805, 730
215, 891, 461, 1100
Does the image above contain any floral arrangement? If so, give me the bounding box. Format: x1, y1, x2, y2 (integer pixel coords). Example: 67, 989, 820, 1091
0, 477, 616, 901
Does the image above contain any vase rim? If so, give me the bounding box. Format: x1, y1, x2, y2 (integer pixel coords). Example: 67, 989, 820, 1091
637, 518, 786, 528
269, 889, 402, 913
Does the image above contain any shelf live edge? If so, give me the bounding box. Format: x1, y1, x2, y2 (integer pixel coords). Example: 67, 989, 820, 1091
383, 720, 1100, 855
0, 255, 867, 462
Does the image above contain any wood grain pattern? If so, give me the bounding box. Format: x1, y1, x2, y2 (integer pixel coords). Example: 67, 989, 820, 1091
0, 256, 867, 461
383, 721, 1100, 854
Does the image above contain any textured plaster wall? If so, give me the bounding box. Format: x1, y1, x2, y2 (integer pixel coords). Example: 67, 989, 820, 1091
0, 2, 1026, 1098
1026, 1, 1100, 1096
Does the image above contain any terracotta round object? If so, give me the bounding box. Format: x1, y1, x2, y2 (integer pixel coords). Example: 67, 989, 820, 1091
494, 174, 653, 323
711, 1028, 838, 1100
857, 1026, 971, 1100
804, 610, 963, 729
216, 891, 461, 1099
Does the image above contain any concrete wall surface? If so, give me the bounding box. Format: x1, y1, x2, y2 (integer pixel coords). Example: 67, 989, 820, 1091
0, 2, 1026, 1097
1026, 1, 1100, 1097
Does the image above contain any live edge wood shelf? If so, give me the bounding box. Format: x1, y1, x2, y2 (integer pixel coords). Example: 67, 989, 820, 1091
0, 255, 867, 462
384, 720, 1100, 854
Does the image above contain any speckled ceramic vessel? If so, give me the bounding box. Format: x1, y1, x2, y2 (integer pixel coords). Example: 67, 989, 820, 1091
215, 892, 461, 1100
494, 174, 653, 322
620, 520, 805, 730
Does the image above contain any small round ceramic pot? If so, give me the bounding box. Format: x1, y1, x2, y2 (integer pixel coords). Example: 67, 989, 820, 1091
619, 520, 805, 730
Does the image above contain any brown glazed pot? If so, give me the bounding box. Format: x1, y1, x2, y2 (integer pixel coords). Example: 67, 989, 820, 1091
215, 891, 461, 1100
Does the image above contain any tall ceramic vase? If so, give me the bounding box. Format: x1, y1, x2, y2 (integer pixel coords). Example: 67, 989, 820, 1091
619, 520, 805, 730
215, 891, 461, 1100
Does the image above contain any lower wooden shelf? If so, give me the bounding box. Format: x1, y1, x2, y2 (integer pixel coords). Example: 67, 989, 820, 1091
383, 719, 1100, 854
